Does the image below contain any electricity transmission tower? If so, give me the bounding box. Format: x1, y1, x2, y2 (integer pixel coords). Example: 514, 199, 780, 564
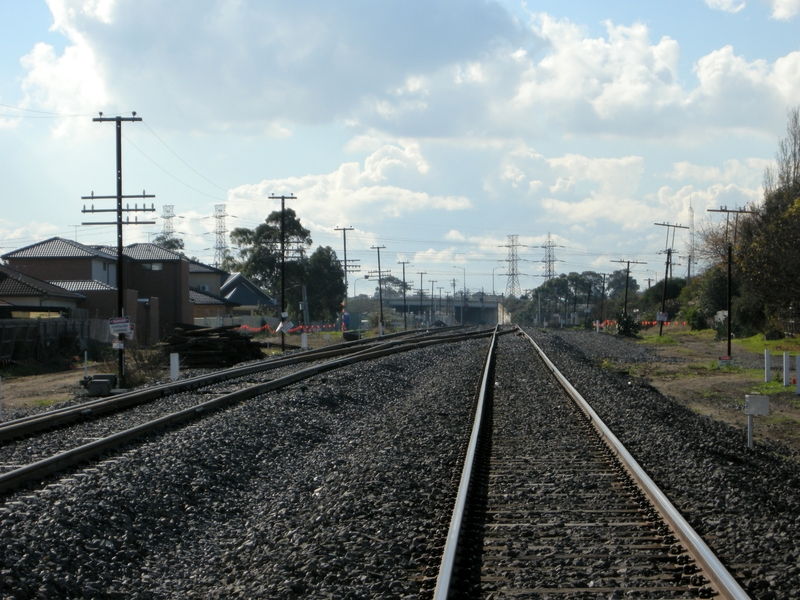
161, 205, 175, 239
213, 205, 228, 268
541, 232, 562, 280
503, 234, 526, 298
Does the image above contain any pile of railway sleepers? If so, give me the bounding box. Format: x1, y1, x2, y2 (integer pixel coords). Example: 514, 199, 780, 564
158, 324, 265, 368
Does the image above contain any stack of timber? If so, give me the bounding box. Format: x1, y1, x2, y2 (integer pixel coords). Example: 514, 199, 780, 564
159, 324, 265, 368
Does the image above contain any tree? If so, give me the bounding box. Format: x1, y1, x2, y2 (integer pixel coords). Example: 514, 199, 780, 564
228, 208, 312, 292
737, 107, 800, 332
305, 246, 347, 321
151, 233, 185, 252
606, 269, 639, 300
380, 275, 412, 299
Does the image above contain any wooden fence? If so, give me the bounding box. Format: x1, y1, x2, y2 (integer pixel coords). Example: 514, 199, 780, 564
0, 319, 100, 362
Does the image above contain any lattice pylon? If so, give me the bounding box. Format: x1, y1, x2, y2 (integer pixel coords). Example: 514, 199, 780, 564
214, 204, 228, 268
161, 205, 175, 239
541, 232, 558, 280
504, 234, 523, 298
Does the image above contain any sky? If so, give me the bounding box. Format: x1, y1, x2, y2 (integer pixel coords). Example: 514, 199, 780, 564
0, 0, 798, 298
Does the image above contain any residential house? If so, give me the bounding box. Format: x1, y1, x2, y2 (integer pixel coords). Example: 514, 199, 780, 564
0, 264, 84, 318
220, 273, 277, 316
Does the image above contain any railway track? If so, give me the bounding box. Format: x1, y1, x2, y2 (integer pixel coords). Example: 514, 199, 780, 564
434, 327, 749, 599
0, 326, 497, 495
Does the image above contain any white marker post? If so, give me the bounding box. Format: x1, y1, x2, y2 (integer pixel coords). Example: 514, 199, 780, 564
784, 352, 791, 387
765, 350, 771, 383
84, 350, 88, 380
301, 332, 308, 350
745, 395, 769, 449
170, 353, 180, 381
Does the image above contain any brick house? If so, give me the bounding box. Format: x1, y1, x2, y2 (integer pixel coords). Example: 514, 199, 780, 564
0, 264, 85, 318
2, 237, 190, 340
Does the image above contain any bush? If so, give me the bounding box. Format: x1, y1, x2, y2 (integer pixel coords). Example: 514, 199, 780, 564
683, 306, 708, 331
616, 312, 640, 337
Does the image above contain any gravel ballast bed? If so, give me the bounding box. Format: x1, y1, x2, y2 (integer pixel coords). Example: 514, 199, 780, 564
1, 339, 488, 599
528, 328, 800, 599
0, 355, 379, 469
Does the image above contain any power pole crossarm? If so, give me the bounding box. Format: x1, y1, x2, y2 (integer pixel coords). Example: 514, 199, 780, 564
81, 112, 155, 387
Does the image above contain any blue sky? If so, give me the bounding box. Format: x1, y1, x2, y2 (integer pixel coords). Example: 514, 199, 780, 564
1, 0, 798, 297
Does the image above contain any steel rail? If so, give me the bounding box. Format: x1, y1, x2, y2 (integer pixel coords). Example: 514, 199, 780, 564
0, 326, 490, 442
518, 327, 749, 600
433, 325, 499, 600
0, 328, 505, 495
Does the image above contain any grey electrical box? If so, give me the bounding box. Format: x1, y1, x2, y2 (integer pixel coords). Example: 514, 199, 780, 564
745, 395, 769, 416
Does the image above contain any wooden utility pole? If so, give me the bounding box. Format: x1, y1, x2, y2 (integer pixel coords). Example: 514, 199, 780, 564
610, 259, 646, 321
707, 207, 756, 358
270, 193, 297, 352
653, 222, 689, 336
81, 112, 155, 386
370, 246, 387, 335
417, 271, 427, 328
334, 226, 358, 310
397, 260, 411, 330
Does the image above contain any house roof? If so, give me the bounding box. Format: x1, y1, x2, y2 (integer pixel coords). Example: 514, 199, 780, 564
188, 259, 228, 275
189, 287, 240, 306
0, 265, 85, 299
94, 243, 184, 262
49, 280, 117, 292
220, 273, 276, 307
1, 237, 116, 261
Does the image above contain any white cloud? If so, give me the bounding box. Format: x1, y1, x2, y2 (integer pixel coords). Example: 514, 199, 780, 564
547, 154, 644, 196
549, 177, 575, 193
704, 0, 746, 13
445, 230, 466, 241
667, 158, 770, 187
768, 0, 800, 19
25, 0, 521, 132
542, 195, 651, 229
18, 4, 800, 142
226, 144, 471, 228
413, 247, 474, 264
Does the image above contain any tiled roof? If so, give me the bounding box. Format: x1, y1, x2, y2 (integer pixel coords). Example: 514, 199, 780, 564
189, 288, 240, 306
49, 280, 116, 292
1, 237, 116, 261
0, 265, 85, 299
220, 273, 276, 306
189, 260, 227, 274
95, 243, 184, 261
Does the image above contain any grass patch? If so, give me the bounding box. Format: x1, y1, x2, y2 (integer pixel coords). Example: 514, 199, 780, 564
642, 335, 678, 345
735, 334, 800, 354
600, 358, 616, 370
765, 415, 797, 426
750, 379, 792, 396
35, 398, 63, 407
0, 359, 82, 380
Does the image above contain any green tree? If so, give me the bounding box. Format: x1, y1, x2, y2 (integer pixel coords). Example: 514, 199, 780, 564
151, 233, 185, 252
380, 275, 412, 298
305, 246, 347, 321
737, 106, 800, 332
228, 208, 312, 292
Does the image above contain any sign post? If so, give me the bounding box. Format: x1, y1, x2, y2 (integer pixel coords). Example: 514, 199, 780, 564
745, 395, 769, 449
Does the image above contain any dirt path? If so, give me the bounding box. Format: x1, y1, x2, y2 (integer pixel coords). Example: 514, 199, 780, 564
0, 365, 104, 413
